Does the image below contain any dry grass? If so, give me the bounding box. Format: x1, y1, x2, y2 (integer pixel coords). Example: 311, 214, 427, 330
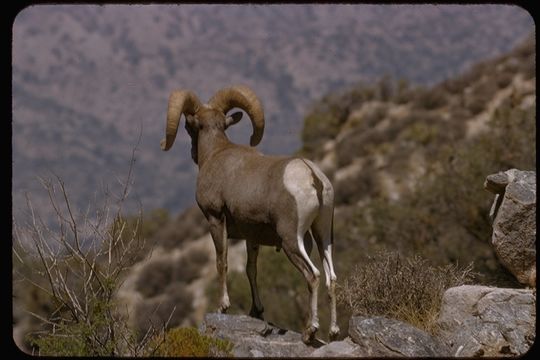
337, 251, 475, 334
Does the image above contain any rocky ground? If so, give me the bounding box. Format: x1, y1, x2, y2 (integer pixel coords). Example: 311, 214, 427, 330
199, 281, 536, 358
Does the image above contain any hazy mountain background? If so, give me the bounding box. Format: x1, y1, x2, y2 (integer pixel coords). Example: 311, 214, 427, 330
12, 4, 534, 222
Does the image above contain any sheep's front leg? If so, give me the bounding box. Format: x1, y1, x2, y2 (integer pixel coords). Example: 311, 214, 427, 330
209, 215, 230, 313
246, 242, 264, 319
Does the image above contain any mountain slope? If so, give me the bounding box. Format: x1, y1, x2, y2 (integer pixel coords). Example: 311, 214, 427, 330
12, 4, 534, 223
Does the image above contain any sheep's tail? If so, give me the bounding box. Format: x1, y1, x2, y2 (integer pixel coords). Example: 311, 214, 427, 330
331, 206, 334, 245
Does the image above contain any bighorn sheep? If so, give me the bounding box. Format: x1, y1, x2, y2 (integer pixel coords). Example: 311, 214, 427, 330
160, 85, 339, 343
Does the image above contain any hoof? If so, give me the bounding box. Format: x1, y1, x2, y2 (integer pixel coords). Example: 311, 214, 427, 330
329, 325, 340, 341
301, 325, 319, 344
249, 307, 264, 320
217, 301, 230, 314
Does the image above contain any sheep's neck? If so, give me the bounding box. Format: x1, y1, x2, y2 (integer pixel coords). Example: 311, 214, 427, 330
197, 129, 230, 168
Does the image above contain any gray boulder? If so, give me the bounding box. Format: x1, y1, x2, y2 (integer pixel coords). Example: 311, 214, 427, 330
437, 285, 536, 356
484, 169, 536, 287
348, 316, 451, 357
200, 313, 321, 357
309, 337, 363, 357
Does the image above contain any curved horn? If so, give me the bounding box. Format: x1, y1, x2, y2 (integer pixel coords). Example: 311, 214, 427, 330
208, 85, 265, 146
160, 90, 202, 151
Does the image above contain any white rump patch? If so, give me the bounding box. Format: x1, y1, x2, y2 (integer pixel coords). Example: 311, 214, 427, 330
283, 159, 320, 277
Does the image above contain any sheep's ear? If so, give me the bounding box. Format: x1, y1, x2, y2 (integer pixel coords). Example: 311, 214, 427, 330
186, 114, 199, 129
225, 111, 243, 128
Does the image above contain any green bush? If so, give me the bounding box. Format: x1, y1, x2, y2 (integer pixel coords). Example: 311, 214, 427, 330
149, 327, 233, 357
29, 296, 136, 356
337, 251, 475, 333
30, 331, 89, 356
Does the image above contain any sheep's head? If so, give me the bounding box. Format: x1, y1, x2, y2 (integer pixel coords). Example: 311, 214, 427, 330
183, 109, 243, 164
160, 85, 265, 162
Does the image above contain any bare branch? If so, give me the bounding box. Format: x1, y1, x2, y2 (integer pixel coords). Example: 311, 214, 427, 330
14, 135, 159, 356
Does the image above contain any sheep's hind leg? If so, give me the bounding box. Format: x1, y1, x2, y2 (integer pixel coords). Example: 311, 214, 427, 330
208, 215, 230, 313
281, 239, 320, 344
246, 241, 264, 319
312, 211, 340, 341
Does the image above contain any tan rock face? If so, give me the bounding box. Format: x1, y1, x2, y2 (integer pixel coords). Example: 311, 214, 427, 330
484, 169, 536, 287
437, 285, 536, 357
348, 316, 451, 357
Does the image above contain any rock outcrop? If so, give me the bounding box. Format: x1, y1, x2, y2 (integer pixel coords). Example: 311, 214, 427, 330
348, 316, 451, 357
200, 313, 454, 357
437, 285, 536, 357
200, 313, 319, 357
309, 338, 363, 357
484, 169, 536, 287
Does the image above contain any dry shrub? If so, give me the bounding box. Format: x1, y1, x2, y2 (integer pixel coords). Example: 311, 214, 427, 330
442, 63, 483, 94
173, 249, 209, 284
13, 140, 168, 356
154, 206, 209, 249
337, 251, 475, 334
394, 80, 415, 104
521, 56, 535, 80
413, 87, 447, 110
515, 34, 534, 60
136, 250, 208, 300
187, 247, 209, 266
335, 129, 387, 167
465, 93, 488, 115
136, 260, 174, 298
495, 71, 514, 89
301, 92, 352, 158
134, 283, 193, 336
334, 160, 377, 205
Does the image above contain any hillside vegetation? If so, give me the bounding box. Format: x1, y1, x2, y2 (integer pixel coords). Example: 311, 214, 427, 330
14, 35, 535, 352
300, 35, 535, 283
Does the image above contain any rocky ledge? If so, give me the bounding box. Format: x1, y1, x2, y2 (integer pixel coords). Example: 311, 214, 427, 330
200, 284, 535, 357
